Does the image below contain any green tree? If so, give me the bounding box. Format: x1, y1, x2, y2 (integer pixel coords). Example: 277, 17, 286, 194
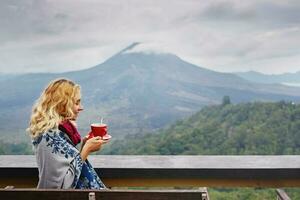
222, 95, 231, 106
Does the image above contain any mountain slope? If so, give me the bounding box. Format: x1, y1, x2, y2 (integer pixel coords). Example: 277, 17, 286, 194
104, 101, 300, 155
1, 43, 300, 139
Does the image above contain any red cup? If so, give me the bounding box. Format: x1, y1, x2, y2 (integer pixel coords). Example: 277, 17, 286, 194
87, 132, 94, 139
91, 123, 107, 137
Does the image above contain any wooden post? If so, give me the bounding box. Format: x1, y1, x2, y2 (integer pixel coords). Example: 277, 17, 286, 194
276, 189, 291, 200
89, 192, 96, 200
201, 187, 209, 200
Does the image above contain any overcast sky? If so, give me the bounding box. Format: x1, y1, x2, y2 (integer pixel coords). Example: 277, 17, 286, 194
1, 0, 300, 74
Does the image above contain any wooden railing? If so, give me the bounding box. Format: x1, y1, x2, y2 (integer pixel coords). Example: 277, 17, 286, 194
0, 155, 298, 199
0, 155, 300, 200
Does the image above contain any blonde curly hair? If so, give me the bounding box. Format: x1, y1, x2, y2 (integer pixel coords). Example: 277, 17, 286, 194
28, 78, 81, 138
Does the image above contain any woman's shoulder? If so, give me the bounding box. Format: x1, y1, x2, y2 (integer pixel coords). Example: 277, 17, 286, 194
32, 129, 65, 145
32, 129, 79, 158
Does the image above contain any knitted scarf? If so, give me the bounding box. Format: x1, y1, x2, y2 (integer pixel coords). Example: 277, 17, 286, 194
58, 120, 81, 146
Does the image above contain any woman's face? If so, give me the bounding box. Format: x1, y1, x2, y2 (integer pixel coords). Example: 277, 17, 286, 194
72, 93, 83, 120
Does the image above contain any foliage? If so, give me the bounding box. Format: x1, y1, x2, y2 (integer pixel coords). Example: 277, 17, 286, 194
105, 101, 300, 155
209, 188, 275, 200
0, 140, 33, 155
222, 95, 231, 106
208, 187, 300, 200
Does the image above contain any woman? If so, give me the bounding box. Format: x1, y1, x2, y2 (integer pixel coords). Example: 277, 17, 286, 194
28, 78, 107, 189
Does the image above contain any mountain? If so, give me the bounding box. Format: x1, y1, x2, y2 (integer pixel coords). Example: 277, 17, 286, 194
1, 43, 300, 140
236, 71, 300, 86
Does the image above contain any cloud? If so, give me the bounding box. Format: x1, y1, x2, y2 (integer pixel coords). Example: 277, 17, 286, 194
194, 0, 300, 29
0, 0, 300, 74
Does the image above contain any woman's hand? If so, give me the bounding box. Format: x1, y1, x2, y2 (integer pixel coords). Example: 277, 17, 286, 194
80, 135, 89, 152
80, 136, 109, 161
86, 136, 106, 152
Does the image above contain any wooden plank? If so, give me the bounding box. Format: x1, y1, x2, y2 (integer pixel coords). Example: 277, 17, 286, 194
276, 189, 291, 200
104, 178, 300, 187
0, 189, 204, 200
1, 177, 300, 188
1, 155, 300, 169
1, 155, 300, 188
1, 156, 300, 180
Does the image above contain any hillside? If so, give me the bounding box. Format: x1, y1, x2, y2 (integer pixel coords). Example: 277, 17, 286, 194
104, 101, 300, 155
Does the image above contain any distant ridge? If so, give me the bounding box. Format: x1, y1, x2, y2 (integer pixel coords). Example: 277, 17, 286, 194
236, 71, 300, 85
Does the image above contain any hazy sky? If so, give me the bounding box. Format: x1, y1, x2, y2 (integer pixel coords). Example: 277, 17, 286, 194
1, 0, 300, 74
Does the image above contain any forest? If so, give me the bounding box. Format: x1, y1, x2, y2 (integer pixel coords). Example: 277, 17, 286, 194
105, 100, 300, 155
